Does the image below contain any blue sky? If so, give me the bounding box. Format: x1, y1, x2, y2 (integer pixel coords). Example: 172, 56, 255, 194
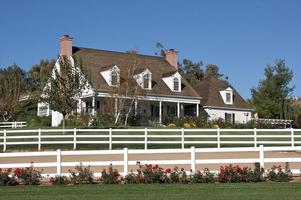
0, 0, 300, 98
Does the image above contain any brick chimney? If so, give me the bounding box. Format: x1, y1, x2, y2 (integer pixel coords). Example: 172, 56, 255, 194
165, 49, 178, 69
60, 35, 73, 57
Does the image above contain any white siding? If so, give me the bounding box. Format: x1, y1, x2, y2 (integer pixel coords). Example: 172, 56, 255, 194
205, 108, 251, 123
162, 72, 182, 92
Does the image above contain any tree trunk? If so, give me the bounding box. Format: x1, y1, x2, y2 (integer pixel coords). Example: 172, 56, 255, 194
62, 114, 66, 135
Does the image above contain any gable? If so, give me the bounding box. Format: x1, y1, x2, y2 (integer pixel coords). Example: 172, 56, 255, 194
193, 77, 251, 109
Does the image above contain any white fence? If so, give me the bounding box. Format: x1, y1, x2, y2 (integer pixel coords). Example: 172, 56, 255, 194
0, 121, 26, 129
0, 128, 301, 151
0, 146, 301, 177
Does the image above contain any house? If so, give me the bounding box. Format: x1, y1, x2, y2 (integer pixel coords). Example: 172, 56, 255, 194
38, 35, 201, 126
193, 77, 252, 123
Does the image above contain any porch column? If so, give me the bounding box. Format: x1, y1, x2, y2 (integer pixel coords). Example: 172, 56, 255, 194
177, 102, 180, 118
77, 99, 82, 115
92, 97, 95, 116
114, 97, 118, 116
196, 104, 199, 117
134, 99, 138, 116
159, 101, 162, 124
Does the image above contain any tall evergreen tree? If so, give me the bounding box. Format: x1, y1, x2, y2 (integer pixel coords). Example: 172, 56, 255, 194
43, 56, 89, 129
251, 59, 295, 119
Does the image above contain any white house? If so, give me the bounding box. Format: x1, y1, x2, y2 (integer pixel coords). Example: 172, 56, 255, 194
37, 35, 201, 126
193, 77, 252, 123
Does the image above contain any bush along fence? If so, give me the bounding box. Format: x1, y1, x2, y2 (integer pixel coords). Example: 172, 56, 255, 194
1, 128, 301, 151
0, 162, 293, 186
0, 145, 300, 179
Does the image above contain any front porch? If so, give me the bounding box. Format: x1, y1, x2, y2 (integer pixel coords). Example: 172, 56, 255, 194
79, 95, 201, 124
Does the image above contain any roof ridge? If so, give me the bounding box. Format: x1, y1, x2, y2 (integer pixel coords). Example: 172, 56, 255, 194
73, 46, 165, 60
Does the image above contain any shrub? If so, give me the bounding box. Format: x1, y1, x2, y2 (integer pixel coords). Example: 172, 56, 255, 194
100, 164, 122, 184
0, 168, 18, 186
267, 163, 293, 182
191, 168, 215, 183
139, 164, 166, 183
69, 163, 94, 184
65, 114, 90, 127
91, 113, 115, 127
170, 167, 189, 183
50, 176, 69, 185
218, 164, 265, 183
14, 165, 42, 185
27, 116, 51, 128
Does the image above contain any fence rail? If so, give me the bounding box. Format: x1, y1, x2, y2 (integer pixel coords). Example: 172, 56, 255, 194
0, 146, 301, 177
0, 128, 301, 151
0, 121, 26, 129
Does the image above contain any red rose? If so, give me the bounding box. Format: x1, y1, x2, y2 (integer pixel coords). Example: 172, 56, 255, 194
165, 168, 171, 173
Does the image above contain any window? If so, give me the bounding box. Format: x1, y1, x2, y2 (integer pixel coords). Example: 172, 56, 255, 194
226, 93, 231, 102
143, 74, 150, 89
173, 77, 179, 91
225, 113, 235, 123
111, 71, 118, 86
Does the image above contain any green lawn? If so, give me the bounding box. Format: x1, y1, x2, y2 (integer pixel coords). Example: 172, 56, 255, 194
0, 183, 300, 200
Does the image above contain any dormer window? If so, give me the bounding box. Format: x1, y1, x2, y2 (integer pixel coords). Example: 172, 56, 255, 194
143, 74, 151, 89
111, 71, 118, 86
173, 77, 179, 91
220, 87, 233, 104
133, 68, 152, 89
226, 92, 231, 103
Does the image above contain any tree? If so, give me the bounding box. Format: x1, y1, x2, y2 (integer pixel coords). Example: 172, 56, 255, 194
204, 64, 224, 79
43, 56, 89, 129
179, 59, 203, 85
28, 59, 56, 93
251, 59, 295, 119
0, 64, 26, 121
105, 51, 144, 125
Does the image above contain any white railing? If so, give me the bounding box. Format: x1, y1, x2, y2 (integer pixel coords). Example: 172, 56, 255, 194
0, 146, 301, 177
0, 128, 301, 151
0, 121, 27, 129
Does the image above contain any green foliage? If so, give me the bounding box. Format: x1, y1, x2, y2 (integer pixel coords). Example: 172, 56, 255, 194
27, 116, 51, 127
204, 64, 224, 79
218, 163, 264, 183
92, 113, 115, 127
266, 163, 293, 182
65, 114, 90, 127
69, 163, 94, 185
251, 59, 295, 119
14, 166, 42, 185
0, 64, 26, 121
179, 59, 204, 86
43, 56, 89, 128
50, 176, 69, 185
100, 165, 122, 184
0, 169, 18, 186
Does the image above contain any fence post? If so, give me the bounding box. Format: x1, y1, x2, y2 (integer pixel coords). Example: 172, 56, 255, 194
291, 128, 294, 147
38, 129, 41, 151
73, 128, 77, 150
109, 128, 112, 150
123, 148, 128, 176
3, 129, 6, 152
191, 146, 196, 173
181, 128, 184, 149
144, 128, 148, 150
217, 128, 220, 148
254, 128, 257, 147
56, 149, 61, 176
259, 145, 264, 169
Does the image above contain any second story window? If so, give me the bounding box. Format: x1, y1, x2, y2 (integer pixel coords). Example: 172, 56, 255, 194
143, 74, 150, 89
226, 92, 231, 102
111, 71, 118, 86
173, 77, 179, 91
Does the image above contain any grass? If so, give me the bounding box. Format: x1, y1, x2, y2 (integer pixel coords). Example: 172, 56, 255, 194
0, 183, 300, 200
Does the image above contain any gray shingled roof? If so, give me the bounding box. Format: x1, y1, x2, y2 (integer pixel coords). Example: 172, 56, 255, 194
193, 77, 251, 109
72, 46, 200, 98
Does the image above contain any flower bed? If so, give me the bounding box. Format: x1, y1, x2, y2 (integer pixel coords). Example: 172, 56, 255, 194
0, 162, 295, 186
